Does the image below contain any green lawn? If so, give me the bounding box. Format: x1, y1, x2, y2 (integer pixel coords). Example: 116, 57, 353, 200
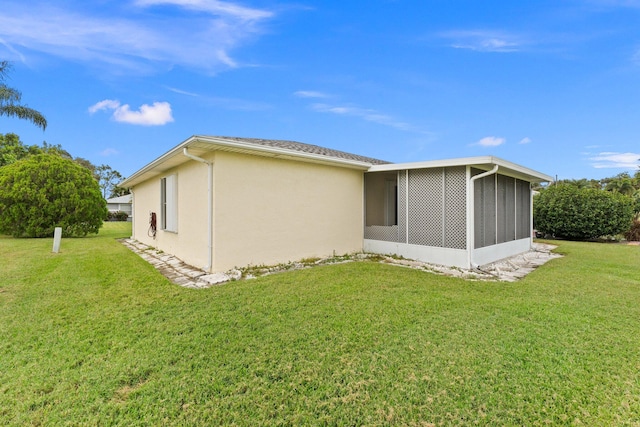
1, 223, 639, 426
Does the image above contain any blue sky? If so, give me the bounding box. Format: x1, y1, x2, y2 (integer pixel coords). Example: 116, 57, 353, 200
1, 0, 640, 180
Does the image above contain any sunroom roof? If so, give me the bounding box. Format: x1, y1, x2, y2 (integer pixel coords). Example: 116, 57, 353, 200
367, 156, 553, 183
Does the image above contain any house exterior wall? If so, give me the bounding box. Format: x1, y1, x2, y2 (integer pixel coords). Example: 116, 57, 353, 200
173, 158, 211, 268
130, 178, 159, 245
212, 151, 364, 271
127, 144, 546, 274
130, 159, 210, 269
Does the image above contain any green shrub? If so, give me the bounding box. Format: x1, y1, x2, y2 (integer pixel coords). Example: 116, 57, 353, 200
624, 218, 640, 241
0, 154, 107, 237
106, 210, 129, 221
534, 184, 634, 240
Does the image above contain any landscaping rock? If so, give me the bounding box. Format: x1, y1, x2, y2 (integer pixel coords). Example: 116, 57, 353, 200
120, 239, 563, 289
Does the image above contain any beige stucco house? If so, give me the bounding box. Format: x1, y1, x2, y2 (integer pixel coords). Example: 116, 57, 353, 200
120, 135, 552, 273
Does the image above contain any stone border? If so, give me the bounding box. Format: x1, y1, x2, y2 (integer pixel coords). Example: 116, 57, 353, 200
119, 239, 236, 289
120, 239, 562, 289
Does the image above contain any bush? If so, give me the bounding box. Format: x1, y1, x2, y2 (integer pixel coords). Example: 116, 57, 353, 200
624, 218, 640, 241
534, 184, 634, 240
0, 154, 107, 237
106, 211, 129, 221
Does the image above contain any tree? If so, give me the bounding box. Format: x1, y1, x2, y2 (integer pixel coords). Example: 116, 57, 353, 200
73, 157, 97, 177
556, 178, 602, 190
96, 164, 124, 198
0, 61, 47, 130
603, 172, 636, 196
1, 134, 73, 167
0, 133, 28, 167
110, 185, 131, 198
0, 154, 107, 237
1, 132, 129, 200
534, 184, 634, 240
41, 141, 72, 159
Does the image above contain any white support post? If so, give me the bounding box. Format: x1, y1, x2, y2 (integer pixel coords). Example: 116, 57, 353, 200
405, 170, 409, 244
441, 167, 446, 247
529, 182, 534, 248
52, 227, 62, 253
468, 164, 499, 269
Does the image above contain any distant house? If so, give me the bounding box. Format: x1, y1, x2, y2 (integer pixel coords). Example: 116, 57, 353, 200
106, 194, 132, 220
120, 135, 552, 273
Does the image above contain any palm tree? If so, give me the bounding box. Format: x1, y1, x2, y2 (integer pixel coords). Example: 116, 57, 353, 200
0, 61, 47, 131
604, 173, 636, 196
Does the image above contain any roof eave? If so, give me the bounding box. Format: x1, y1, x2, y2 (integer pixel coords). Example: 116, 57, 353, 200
120, 135, 374, 188
367, 156, 553, 183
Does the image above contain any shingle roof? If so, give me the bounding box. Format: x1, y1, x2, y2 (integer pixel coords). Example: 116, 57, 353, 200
209, 136, 390, 165
106, 194, 132, 204
120, 135, 392, 188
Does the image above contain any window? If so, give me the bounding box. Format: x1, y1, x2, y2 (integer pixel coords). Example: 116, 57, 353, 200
160, 174, 178, 232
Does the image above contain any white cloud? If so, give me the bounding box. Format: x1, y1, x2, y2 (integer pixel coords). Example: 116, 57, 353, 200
88, 99, 121, 114
474, 136, 506, 147
519, 137, 532, 144
589, 152, 640, 169
100, 148, 119, 156
89, 99, 174, 126
165, 86, 200, 97
134, 0, 273, 21
311, 103, 418, 132
0, 1, 274, 74
0, 38, 27, 63
294, 90, 330, 99
113, 102, 174, 125
439, 30, 523, 52
165, 85, 272, 110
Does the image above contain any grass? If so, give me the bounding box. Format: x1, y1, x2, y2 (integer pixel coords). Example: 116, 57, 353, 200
1, 223, 639, 426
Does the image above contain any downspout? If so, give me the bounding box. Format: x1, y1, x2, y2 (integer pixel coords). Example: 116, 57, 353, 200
183, 148, 214, 273
130, 189, 135, 239
529, 182, 534, 249
468, 164, 499, 269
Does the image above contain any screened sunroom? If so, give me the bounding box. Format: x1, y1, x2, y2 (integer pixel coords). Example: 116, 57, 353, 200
363, 157, 553, 269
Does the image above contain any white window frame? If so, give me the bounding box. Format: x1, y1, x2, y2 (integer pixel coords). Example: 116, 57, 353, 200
160, 174, 178, 232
